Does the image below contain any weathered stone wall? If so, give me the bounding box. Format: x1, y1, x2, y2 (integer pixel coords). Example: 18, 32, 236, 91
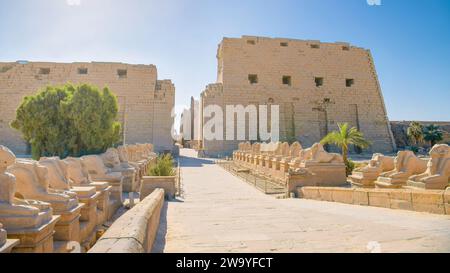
0, 62, 175, 154
200, 36, 396, 157
297, 187, 450, 216
88, 189, 164, 253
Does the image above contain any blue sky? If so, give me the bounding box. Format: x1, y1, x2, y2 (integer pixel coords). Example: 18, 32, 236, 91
0, 0, 449, 122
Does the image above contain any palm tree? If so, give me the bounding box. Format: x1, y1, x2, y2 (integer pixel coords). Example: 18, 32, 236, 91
320, 123, 371, 163
423, 124, 443, 147
407, 121, 424, 146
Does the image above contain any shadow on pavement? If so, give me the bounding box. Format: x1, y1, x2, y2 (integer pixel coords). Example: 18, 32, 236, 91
179, 155, 215, 167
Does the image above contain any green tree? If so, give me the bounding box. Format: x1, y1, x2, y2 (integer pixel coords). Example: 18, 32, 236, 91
423, 124, 443, 147
407, 121, 424, 146
320, 123, 371, 164
11, 83, 121, 159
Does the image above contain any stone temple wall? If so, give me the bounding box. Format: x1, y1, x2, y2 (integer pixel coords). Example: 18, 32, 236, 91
200, 36, 396, 157
0, 62, 175, 154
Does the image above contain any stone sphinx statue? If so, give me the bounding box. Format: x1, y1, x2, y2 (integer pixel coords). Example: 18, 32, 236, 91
287, 143, 347, 191
257, 142, 281, 173
80, 155, 123, 183
279, 142, 303, 174
0, 146, 54, 231
118, 145, 143, 169
39, 157, 72, 191
102, 148, 137, 192
8, 159, 79, 215
119, 145, 147, 178
64, 157, 91, 186
126, 145, 149, 170
270, 142, 290, 174
406, 144, 450, 190
349, 154, 395, 188
307, 143, 344, 163
80, 155, 123, 207
64, 157, 112, 224
375, 150, 428, 189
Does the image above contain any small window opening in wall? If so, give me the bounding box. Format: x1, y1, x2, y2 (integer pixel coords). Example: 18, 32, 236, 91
78, 68, 88, 75
282, 76, 292, 86
247, 40, 256, 45
315, 77, 324, 87
342, 46, 350, 51
117, 69, 127, 78
346, 79, 354, 87
248, 74, 258, 84
311, 44, 320, 49
39, 68, 50, 75
280, 42, 288, 47
324, 98, 331, 103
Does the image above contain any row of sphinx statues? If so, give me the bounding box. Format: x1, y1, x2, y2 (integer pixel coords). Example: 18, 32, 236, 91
349, 144, 450, 190
233, 142, 348, 188
0, 143, 157, 253
233, 141, 450, 191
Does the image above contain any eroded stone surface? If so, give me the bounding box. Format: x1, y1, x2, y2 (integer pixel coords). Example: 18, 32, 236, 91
375, 151, 427, 189
407, 144, 450, 190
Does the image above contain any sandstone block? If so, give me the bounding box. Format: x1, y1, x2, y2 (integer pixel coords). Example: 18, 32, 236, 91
411, 190, 445, 215
140, 176, 177, 200
389, 190, 413, 211
298, 187, 320, 199
353, 188, 369, 206
332, 188, 354, 204
368, 189, 391, 208
318, 187, 334, 202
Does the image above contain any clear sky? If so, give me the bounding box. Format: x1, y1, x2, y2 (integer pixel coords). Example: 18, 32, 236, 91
0, 0, 449, 122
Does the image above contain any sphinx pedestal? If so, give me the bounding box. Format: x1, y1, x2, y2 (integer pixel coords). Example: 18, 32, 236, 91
52, 203, 84, 253
0, 223, 19, 253
7, 215, 60, 253
349, 171, 380, 188
287, 162, 347, 193
72, 186, 100, 251
90, 182, 111, 226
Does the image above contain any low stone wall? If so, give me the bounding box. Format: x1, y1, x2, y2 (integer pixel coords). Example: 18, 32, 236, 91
297, 187, 450, 215
140, 176, 177, 200
88, 189, 165, 253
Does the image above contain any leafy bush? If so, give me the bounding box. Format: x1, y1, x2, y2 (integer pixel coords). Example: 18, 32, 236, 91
11, 83, 121, 159
148, 154, 175, 176
345, 160, 356, 176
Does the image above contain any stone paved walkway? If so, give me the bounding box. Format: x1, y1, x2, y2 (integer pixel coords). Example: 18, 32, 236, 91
153, 149, 450, 253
